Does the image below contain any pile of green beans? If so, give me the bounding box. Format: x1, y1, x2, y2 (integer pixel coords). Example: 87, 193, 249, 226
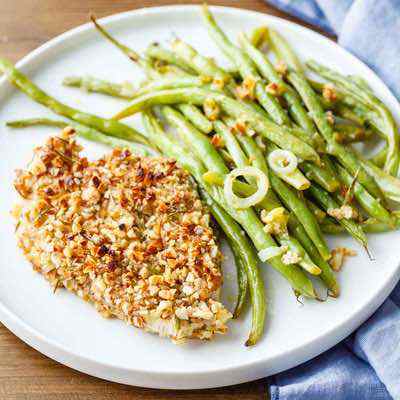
3, 6, 400, 346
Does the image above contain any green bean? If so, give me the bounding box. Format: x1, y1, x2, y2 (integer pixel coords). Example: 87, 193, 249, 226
159, 106, 316, 297
218, 126, 313, 266
220, 148, 234, 166
165, 41, 271, 120
335, 103, 366, 126
113, 88, 320, 163
214, 128, 281, 211
203, 166, 321, 275
250, 26, 268, 47
305, 199, 327, 223
287, 71, 384, 201
349, 75, 373, 92
218, 167, 321, 276
134, 76, 207, 96
145, 41, 271, 125
266, 144, 311, 190
262, 30, 378, 196
287, 217, 339, 296
162, 106, 228, 174
213, 120, 250, 169
243, 30, 339, 191
307, 60, 399, 175
277, 236, 321, 275
90, 15, 152, 71
266, 28, 303, 73
79, 24, 214, 134
239, 28, 325, 150
229, 239, 249, 319
201, 5, 290, 126
169, 38, 231, 83
321, 217, 400, 234
145, 42, 197, 74
268, 173, 331, 260
63, 74, 206, 98
369, 147, 387, 168
0, 59, 149, 145
332, 115, 374, 144
352, 106, 388, 140
7, 118, 66, 129
91, 17, 213, 134
176, 104, 213, 134
285, 126, 320, 147
238, 32, 315, 134
64, 74, 213, 134
6, 117, 158, 157
199, 189, 265, 345
310, 80, 374, 128
63, 76, 136, 99
321, 92, 385, 140
235, 134, 269, 174
301, 161, 340, 193
333, 124, 374, 144
357, 154, 400, 204
335, 163, 393, 225
221, 116, 310, 191
171, 38, 232, 85
307, 184, 368, 248
147, 37, 277, 121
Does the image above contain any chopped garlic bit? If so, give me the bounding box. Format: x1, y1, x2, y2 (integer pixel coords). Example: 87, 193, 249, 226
212, 76, 227, 90
211, 134, 225, 148
282, 250, 302, 265
333, 131, 345, 143
200, 75, 213, 84
261, 207, 289, 235
235, 76, 257, 100
326, 110, 335, 125
275, 60, 287, 76
327, 205, 357, 220
329, 247, 357, 272
322, 83, 338, 103
265, 82, 285, 96
255, 135, 266, 149
203, 97, 220, 121
231, 118, 256, 137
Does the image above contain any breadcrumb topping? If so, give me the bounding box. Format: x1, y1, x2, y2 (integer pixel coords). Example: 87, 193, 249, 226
13, 128, 231, 343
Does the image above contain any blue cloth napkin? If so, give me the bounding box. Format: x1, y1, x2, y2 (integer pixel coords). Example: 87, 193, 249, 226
264, 1, 400, 399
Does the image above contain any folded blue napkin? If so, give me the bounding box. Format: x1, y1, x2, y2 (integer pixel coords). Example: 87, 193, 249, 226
264, 1, 400, 399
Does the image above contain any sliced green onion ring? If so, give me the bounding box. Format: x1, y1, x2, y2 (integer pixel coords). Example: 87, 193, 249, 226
268, 149, 298, 175
258, 245, 288, 262
223, 166, 269, 209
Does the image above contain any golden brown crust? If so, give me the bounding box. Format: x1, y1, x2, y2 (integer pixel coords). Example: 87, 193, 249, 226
13, 129, 231, 342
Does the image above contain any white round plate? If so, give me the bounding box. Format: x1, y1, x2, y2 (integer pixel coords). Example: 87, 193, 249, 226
0, 5, 399, 390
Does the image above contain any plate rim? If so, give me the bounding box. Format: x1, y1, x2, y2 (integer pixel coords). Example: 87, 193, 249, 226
0, 4, 399, 389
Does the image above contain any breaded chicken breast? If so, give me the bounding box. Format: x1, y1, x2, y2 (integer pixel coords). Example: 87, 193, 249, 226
13, 128, 231, 343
